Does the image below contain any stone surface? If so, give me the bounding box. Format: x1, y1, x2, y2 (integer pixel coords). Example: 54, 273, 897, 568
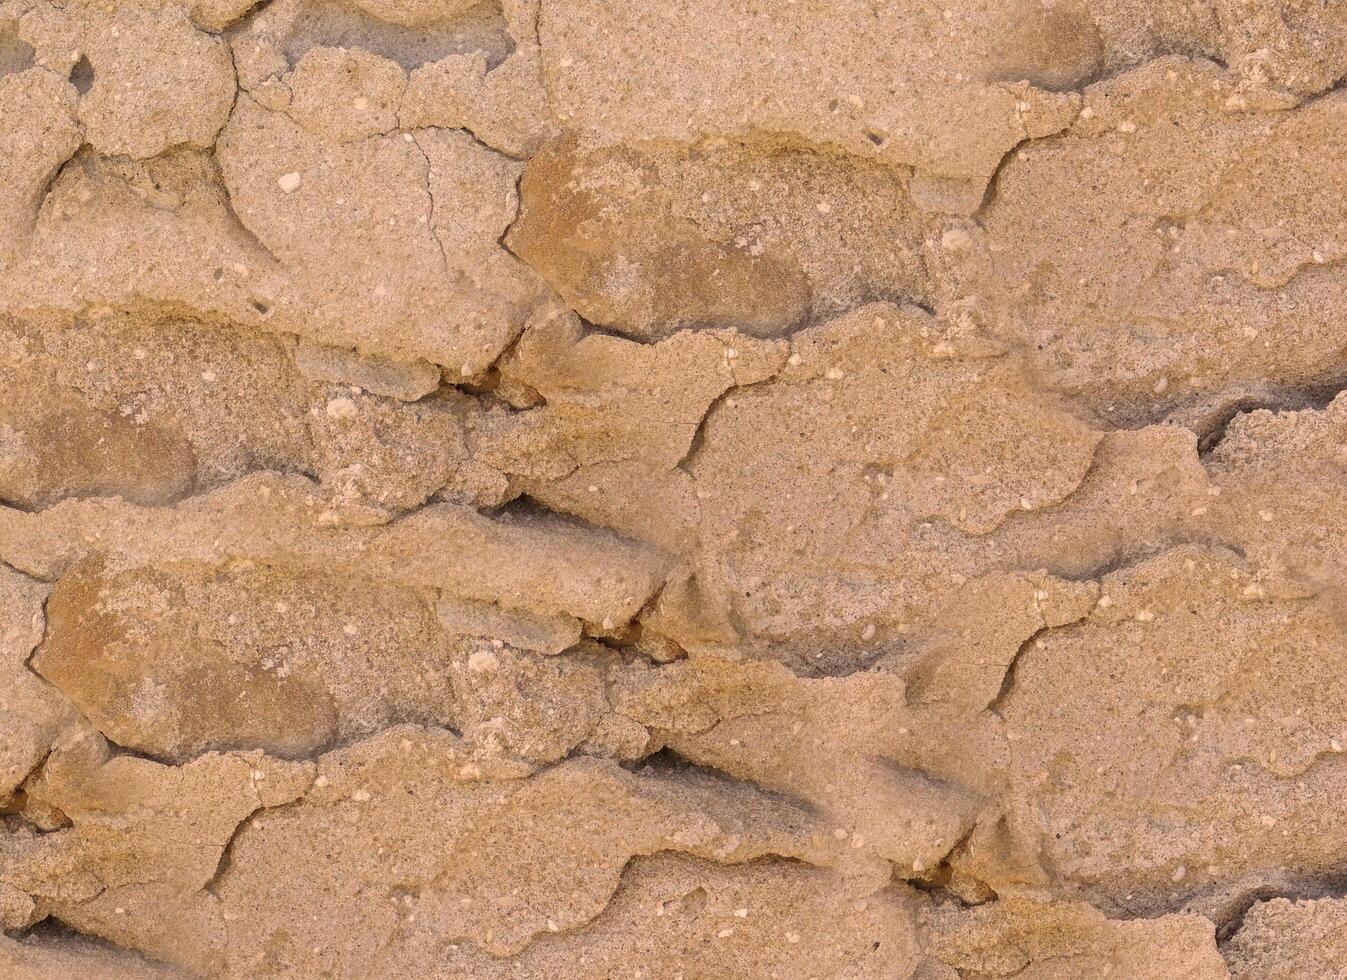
3, 0, 1347, 976
1224, 897, 1347, 979
508, 137, 934, 339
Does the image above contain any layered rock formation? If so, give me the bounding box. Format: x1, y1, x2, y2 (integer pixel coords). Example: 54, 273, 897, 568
4, 0, 1347, 976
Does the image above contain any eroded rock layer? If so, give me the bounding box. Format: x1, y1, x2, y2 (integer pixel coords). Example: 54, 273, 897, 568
3, 0, 1347, 976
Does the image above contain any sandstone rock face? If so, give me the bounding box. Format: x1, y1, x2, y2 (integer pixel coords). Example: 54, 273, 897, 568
2, 0, 1346, 976
1224, 897, 1347, 979
508, 138, 934, 339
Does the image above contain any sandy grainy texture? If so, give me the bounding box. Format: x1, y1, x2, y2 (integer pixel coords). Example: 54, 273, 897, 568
3, 1, 1347, 978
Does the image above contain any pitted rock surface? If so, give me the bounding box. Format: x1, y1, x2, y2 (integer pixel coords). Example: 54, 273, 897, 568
3, 0, 1347, 976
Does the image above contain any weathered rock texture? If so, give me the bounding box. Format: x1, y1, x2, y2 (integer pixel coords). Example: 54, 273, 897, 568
2, 0, 1346, 977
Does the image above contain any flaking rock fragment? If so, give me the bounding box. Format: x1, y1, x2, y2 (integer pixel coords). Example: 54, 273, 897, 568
6, 730, 875, 974
435, 595, 582, 655
0, 147, 292, 333
409, 855, 925, 979
0, 472, 672, 629
292, 338, 441, 401
281, 45, 407, 143
987, 546, 1347, 916
401, 48, 555, 159
229, 0, 514, 90
72, 1, 236, 159
6, 0, 1347, 972
0, 310, 469, 513
0, 65, 79, 266
614, 651, 989, 876
1207, 391, 1347, 591
508, 136, 934, 339
920, 896, 1227, 978
180, 0, 263, 32
987, 423, 1213, 579
30, 557, 457, 762
474, 305, 785, 546
1224, 896, 1347, 979
306, 387, 469, 510
446, 639, 609, 762
213, 750, 871, 961
949, 58, 1347, 422
898, 570, 1100, 713
3, 730, 312, 977
0, 564, 70, 804
679, 303, 1099, 659
215, 97, 545, 369
538, 0, 1080, 190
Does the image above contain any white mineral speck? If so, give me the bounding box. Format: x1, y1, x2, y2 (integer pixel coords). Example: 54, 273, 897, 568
326, 396, 358, 420
468, 650, 498, 673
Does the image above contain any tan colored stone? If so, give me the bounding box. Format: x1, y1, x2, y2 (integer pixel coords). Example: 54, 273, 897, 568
435, 594, 582, 654
3, 730, 312, 976
0, 66, 79, 265
292, 339, 441, 401
0, 932, 182, 980
417, 855, 925, 979
678, 303, 1100, 658
0, 564, 69, 802
229, 0, 514, 91
31, 557, 456, 762
922, 897, 1227, 978
0, 309, 472, 512
509, 136, 933, 339
538, 0, 1080, 188
988, 546, 1347, 915
614, 651, 988, 879
5, 1, 1347, 973
0, 472, 672, 628
217, 97, 545, 369
74, 1, 235, 159
1225, 897, 1347, 979
446, 638, 608, 762
947, 58, 1347, 422
1, 728, 874, 975
283, 45, 406, 142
